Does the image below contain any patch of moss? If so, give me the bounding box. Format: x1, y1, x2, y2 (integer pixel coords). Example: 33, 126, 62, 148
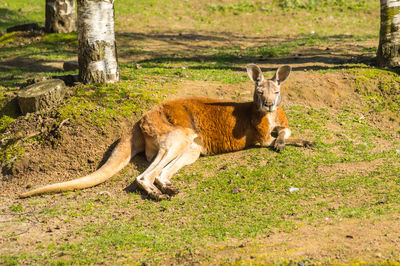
41, 32, 77, 44
0, 32, 17, 46
350, 67, 400, 113
56, 73, 174, 130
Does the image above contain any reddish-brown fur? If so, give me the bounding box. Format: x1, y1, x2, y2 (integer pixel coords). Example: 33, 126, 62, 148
140, 98, 289, 155
19, 65, 314, 200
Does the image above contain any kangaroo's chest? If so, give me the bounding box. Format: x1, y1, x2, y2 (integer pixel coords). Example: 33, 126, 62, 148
252, 112, 277, 145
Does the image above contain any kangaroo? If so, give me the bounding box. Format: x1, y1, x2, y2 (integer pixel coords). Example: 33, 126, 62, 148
20, 64, 315, 200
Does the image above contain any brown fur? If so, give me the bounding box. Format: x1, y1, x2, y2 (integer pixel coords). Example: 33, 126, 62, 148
19, 65, 315, 200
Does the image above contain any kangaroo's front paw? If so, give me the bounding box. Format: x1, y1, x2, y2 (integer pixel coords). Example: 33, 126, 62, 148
274, 139, 286, 152
303, 140, 316, 148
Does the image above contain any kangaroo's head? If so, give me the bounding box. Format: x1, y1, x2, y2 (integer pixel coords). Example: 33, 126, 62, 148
247, 64, 291, 112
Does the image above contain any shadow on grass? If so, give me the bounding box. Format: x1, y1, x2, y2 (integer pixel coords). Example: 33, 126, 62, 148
0, 57, 63, 88
0, 30, 380, 89
138, 55, 376, 73
0, 57, 61, 73
117, 31, 377, 72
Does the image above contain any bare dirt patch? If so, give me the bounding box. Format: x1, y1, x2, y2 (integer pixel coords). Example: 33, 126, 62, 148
204, 216, 400, 264
317, 159, 385, 176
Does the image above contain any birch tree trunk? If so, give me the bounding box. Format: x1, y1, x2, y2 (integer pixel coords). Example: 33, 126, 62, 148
77, 0, 120, 84
377, 0, 400, 68
45, 0, 77, 33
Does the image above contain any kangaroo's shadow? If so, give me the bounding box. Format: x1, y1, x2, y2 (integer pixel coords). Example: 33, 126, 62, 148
96, 138, 151, 199
123, 155, 151, 199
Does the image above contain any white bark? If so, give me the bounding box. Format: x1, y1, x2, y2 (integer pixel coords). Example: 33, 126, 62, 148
377, 0, 400, 67
385, 0, 400, 8
77, 0, 120, 84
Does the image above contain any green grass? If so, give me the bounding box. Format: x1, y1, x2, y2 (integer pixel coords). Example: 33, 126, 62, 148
0, 0, 44, 32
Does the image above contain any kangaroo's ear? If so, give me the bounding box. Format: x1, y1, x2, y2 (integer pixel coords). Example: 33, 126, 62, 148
247, 64, 264, 83
272, 65, 291, 85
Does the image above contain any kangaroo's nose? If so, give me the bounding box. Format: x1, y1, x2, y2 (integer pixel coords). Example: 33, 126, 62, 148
264, 100, 273, 106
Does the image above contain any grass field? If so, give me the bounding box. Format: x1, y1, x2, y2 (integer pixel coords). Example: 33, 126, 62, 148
1, 0, 399, 264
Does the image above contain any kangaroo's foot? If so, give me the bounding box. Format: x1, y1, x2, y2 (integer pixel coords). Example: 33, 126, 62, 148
155, 181, 180, 196
135, 178, 170, 201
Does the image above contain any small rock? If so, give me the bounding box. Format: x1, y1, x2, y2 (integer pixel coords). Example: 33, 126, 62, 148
99, 191, 111, 196
135, 63, 142, 69
289, 186, 299, 193
232, 187, 245, 194
219, 165, 227, 170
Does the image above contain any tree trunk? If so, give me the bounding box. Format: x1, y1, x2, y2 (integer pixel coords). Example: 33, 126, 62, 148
377, 0, 400, 68
45, 0, 77, 33
18, 79, 66, 114
77, 0, 120, 84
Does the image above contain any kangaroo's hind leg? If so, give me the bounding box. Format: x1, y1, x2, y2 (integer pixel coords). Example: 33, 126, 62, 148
135, 128, 197, 200
154, 139, 201, 196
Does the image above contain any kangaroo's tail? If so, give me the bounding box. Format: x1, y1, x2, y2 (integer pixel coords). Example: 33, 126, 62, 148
19, 123, 144, 198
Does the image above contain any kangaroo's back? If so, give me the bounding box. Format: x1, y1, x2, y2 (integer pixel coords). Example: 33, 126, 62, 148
140, 97, 265, 154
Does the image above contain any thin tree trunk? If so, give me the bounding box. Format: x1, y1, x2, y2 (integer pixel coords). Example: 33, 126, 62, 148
77, 0, 120, 84
377, 0, 400, 68
45, 0, 77, 33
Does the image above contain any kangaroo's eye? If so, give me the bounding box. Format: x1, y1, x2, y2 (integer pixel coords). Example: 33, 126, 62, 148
274, 91, 280, 94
